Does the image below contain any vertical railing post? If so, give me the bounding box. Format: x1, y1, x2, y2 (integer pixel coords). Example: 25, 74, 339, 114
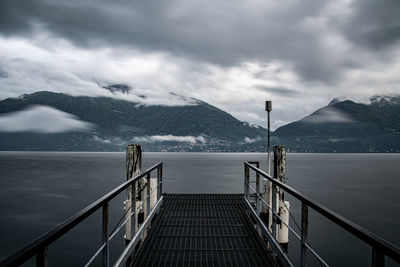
371, 248, 385, 267
102, 203, 109, 267
300, 202, 308, 267
36, 247, 48, 267
160, 163, 163, 196
131, 179, 136, 236
244, 163, 250, 199
157, 164, 162, 200
255, 162, 261, 214
146, 172, 151, 216
271, 182, 277, 238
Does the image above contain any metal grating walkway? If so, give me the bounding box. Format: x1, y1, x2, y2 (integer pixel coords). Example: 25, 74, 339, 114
132, 194, 277, 267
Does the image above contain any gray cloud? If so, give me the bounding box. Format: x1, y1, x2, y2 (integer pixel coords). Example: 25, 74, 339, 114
327, 137, 356, 143
0, 105, 92, 133
257, 86, 300, 97
1, 0, 399, 83
244, 137, 262, 143
93, 136, 124, 146
0, 0, 349, 82
302, 107, 355, 124
344, 0, 400, 50
0, 66, 8, 78
132, 135, 206, 144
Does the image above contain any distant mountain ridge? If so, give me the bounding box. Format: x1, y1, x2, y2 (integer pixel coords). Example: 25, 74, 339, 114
273, 95, 400, 152
0, 91, 266, 151
0, 91, 399, 152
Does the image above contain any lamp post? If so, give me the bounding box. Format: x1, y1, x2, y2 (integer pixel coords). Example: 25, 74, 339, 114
265, 100, 272, 232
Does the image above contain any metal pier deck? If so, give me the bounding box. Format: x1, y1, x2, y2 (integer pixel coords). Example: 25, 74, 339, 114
132, 193, 277, 267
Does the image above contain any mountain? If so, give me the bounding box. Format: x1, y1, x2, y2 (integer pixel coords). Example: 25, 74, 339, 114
273, 95, 400, 152
1, 91, 399, 152
0, 91, 267, 151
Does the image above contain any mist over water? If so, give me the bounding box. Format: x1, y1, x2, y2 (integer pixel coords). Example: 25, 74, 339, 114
0, 152, 399, 266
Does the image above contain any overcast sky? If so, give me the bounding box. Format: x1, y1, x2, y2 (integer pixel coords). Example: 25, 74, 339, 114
0, 0, 399, 129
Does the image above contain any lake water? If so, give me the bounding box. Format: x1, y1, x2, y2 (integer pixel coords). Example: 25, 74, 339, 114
0, 152, 399, 266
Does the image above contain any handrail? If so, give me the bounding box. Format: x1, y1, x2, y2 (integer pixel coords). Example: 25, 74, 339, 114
244, 161, 400, 265
114, 196, 164, 267
248, 184, 301, 240
0, 162, 163, 267
243, 198, 295, 267
84, 181, 162, 267
247, 184, 329, 267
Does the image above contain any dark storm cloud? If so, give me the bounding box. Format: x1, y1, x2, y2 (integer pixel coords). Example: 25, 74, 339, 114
256, 86, 300, 97
6, 0, 399, 83
2, 0, 400, 84
0, 1, 34, 35
0, 0, 335, 81
344, 0, 400, 50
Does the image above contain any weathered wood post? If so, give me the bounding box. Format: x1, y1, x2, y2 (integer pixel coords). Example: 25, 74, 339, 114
244, 163, 250, 199
125, 144, 142, 244
274, 146, 290, 251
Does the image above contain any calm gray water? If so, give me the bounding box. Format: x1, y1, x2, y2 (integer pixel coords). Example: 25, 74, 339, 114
0, 152, 399, 266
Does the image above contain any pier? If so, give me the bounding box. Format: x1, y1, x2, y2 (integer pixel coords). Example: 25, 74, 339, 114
132, 194, 276, 266
1, 147, 400, 267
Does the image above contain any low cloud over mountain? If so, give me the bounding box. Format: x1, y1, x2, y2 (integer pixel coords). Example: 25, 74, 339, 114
0, 91, 267, 151
0, 105, 91, 133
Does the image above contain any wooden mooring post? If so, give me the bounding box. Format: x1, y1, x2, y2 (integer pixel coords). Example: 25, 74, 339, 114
125, 144, 142, 243
274, 146, 289, 251
260, 146, 290, 251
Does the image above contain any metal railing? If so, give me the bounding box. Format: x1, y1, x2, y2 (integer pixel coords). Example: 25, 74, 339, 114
244, 161, 400, 267
0, 162, 163, 267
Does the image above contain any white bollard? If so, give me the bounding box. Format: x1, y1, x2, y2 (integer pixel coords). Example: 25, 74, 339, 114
261, 178, 269, 213
140, 177, 158, 238
140, 178, 148, 222
260, 178, 273, 234
140, 177, 158, 217
124, 199, 132, 241
277, 201, 290, 244
149, 178, 158, 210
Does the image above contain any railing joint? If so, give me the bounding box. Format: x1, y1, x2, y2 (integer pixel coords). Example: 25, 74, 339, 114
102, 203, 109, 267
372, 247, 385, 267
36, 246, 48, 267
